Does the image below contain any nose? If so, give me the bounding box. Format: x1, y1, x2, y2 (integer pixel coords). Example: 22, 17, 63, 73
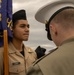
25, 26, 29, 32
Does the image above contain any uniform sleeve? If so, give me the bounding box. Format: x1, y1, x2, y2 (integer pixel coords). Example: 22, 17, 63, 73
27, 64, 43, 75
0, 48, 4, 75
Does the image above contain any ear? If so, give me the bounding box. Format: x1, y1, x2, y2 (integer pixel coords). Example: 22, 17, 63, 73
50, 23, 57, 35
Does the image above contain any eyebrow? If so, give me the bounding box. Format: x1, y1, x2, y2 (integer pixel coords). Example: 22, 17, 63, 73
20, 24, 29, 25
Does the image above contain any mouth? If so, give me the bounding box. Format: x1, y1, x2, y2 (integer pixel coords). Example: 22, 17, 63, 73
23, 33, 29, 36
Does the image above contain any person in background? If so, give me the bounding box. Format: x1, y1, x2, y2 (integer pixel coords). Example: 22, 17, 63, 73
35, 46, 46, 59
27, 0, 74, 75
0, 9, 37, 75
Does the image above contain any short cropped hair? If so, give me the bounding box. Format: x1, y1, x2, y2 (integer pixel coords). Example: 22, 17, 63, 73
51, 9, 74, 30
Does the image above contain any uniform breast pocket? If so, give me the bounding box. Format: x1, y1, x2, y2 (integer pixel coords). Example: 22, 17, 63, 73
9, 62, 25, 75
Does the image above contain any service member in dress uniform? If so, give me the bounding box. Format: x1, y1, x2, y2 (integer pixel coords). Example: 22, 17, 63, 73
0, 9, 37, 75
27, 0, 74, 75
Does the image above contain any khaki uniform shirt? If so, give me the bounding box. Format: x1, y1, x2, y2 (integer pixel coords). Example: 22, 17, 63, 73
27, 38, 74, 75
0, 42, 37, 75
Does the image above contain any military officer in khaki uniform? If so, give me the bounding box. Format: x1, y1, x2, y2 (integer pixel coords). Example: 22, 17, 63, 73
27, 0, 74, 75
0, 10, 37, 75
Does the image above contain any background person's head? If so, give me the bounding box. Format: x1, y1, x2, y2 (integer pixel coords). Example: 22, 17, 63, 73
35, 0, 74, 46
12, 10, 29, 41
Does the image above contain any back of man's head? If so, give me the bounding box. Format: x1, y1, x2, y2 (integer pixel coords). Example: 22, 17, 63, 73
51, 8, 74, 30
35, 0, 74, 41
50, 8, 74, 46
